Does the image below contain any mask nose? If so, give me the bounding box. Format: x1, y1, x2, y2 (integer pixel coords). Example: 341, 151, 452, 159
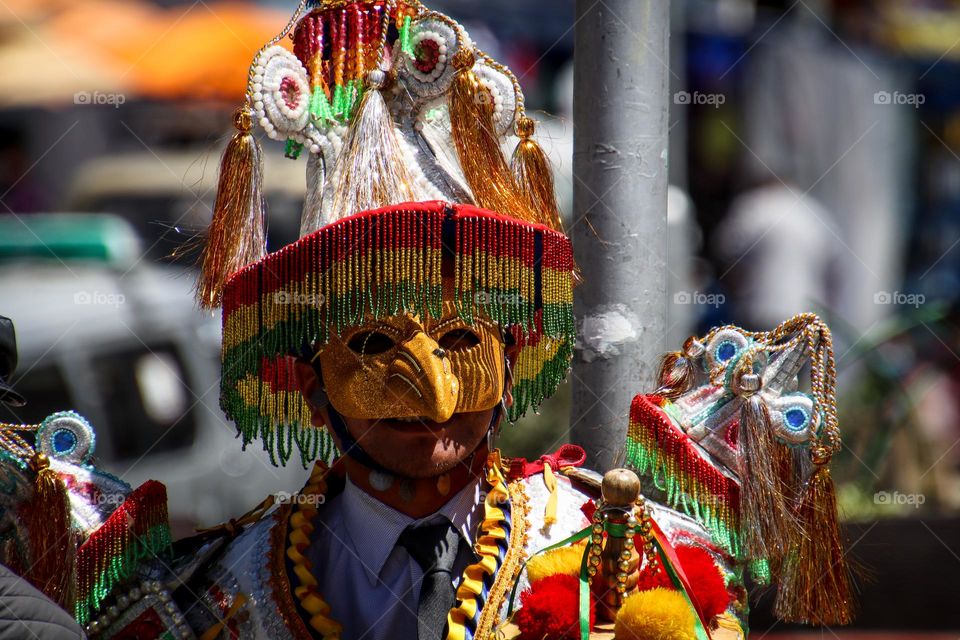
388, 331, 459, 423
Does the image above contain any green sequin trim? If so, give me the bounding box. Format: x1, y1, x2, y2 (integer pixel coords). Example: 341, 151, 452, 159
284, 139, 304, 160
399, 15, 414, 57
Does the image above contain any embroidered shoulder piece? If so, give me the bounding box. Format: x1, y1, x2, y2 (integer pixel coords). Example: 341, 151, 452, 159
76, 480, 173, 627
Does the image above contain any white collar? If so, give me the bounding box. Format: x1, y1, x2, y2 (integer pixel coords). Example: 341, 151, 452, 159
340, 474, 483, 587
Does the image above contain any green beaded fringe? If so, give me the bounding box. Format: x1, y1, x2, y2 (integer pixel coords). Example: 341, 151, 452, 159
75, 523, 172, 626
626, 435, 741, 558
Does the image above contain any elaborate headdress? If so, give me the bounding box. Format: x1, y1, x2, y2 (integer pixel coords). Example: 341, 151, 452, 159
197, 0, 576, 467
626, 313, 853, 625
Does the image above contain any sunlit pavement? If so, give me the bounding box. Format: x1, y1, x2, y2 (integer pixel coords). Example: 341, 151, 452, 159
765, 634, 958, 639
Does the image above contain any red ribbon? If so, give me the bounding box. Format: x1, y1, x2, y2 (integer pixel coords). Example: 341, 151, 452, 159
508, 444, 587, 480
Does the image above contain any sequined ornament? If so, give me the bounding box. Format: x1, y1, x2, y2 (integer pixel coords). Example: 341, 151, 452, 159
0, 412, 137, 618
625, 313, 853, 626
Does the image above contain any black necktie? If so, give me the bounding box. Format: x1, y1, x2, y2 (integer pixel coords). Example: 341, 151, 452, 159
398, 521, 461, 640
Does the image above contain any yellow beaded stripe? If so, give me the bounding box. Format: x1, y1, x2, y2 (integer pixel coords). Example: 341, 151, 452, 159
223, 248, 443, 351
446, 452, 512, 639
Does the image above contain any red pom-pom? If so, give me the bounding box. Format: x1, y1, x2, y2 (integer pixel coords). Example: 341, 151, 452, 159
635, 562, 673, 592
633, 545, 731, 623
515, 574, 593, 640
675, 545, 730, 622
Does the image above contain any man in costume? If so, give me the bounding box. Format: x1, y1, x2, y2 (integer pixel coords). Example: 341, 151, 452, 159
0, 316, 86, 640
0, 2, 852, 639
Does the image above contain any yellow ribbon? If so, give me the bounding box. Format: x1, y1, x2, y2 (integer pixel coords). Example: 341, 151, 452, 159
543, 461, 558, 526
199, 592, 248, 640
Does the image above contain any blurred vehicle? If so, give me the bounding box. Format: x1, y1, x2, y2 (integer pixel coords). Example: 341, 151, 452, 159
64, 147, 305, 264
0, 213, 308, 532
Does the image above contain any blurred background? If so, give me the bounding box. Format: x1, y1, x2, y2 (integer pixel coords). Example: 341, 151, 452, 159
0, 0, 958, 633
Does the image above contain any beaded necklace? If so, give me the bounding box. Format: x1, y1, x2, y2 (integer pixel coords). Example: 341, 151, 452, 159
286, 451, 527, 640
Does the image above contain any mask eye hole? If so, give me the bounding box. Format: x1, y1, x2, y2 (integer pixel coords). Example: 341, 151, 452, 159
347, 331, 396, 355
438, 328, 481, 352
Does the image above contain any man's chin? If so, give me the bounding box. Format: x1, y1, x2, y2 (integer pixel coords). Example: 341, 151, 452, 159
339, 409, 494, 478
364, 438, 474, 478
373, 416, 448, 433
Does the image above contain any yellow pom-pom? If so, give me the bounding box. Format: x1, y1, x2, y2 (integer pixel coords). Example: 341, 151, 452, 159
614, 588, 696, 640
526, 541, 586, 584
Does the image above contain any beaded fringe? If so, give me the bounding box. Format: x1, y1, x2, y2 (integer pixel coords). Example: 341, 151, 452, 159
625, 394, 741, 557
23, 457, 75, 612
220, 202, 576, 467
75, 481, 172, 626
292, 2, 416, 128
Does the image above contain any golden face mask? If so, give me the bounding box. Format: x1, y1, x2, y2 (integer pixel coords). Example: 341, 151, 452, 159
315, 301, 506, 423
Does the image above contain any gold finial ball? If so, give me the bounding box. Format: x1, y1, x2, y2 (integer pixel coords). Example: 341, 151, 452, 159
515, 116, 536, 139
682, 335, 705, 358
29, 452, 50, 472
233, 107, 253, 134
601, 468, 641, 507
452, 48, 476, 71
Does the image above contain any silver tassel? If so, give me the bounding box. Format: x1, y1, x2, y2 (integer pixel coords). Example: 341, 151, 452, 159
300, 152, 328, 237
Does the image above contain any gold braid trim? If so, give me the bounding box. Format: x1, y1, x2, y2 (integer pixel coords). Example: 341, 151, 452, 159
269, 503, 316, 640
287, 463, 343, 638
475, 478, 529, 640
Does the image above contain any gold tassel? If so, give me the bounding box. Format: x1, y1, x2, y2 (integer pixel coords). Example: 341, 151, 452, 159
656, 336, 703, 399
448, 48, 536, 223
331, 70, 415, 217
196, 106, 266, 309
775, 461, 854, 625
654, 351, 694, 400
23, 454, 75, 612
737, 382, 797, 561
511, 116, 563, 232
